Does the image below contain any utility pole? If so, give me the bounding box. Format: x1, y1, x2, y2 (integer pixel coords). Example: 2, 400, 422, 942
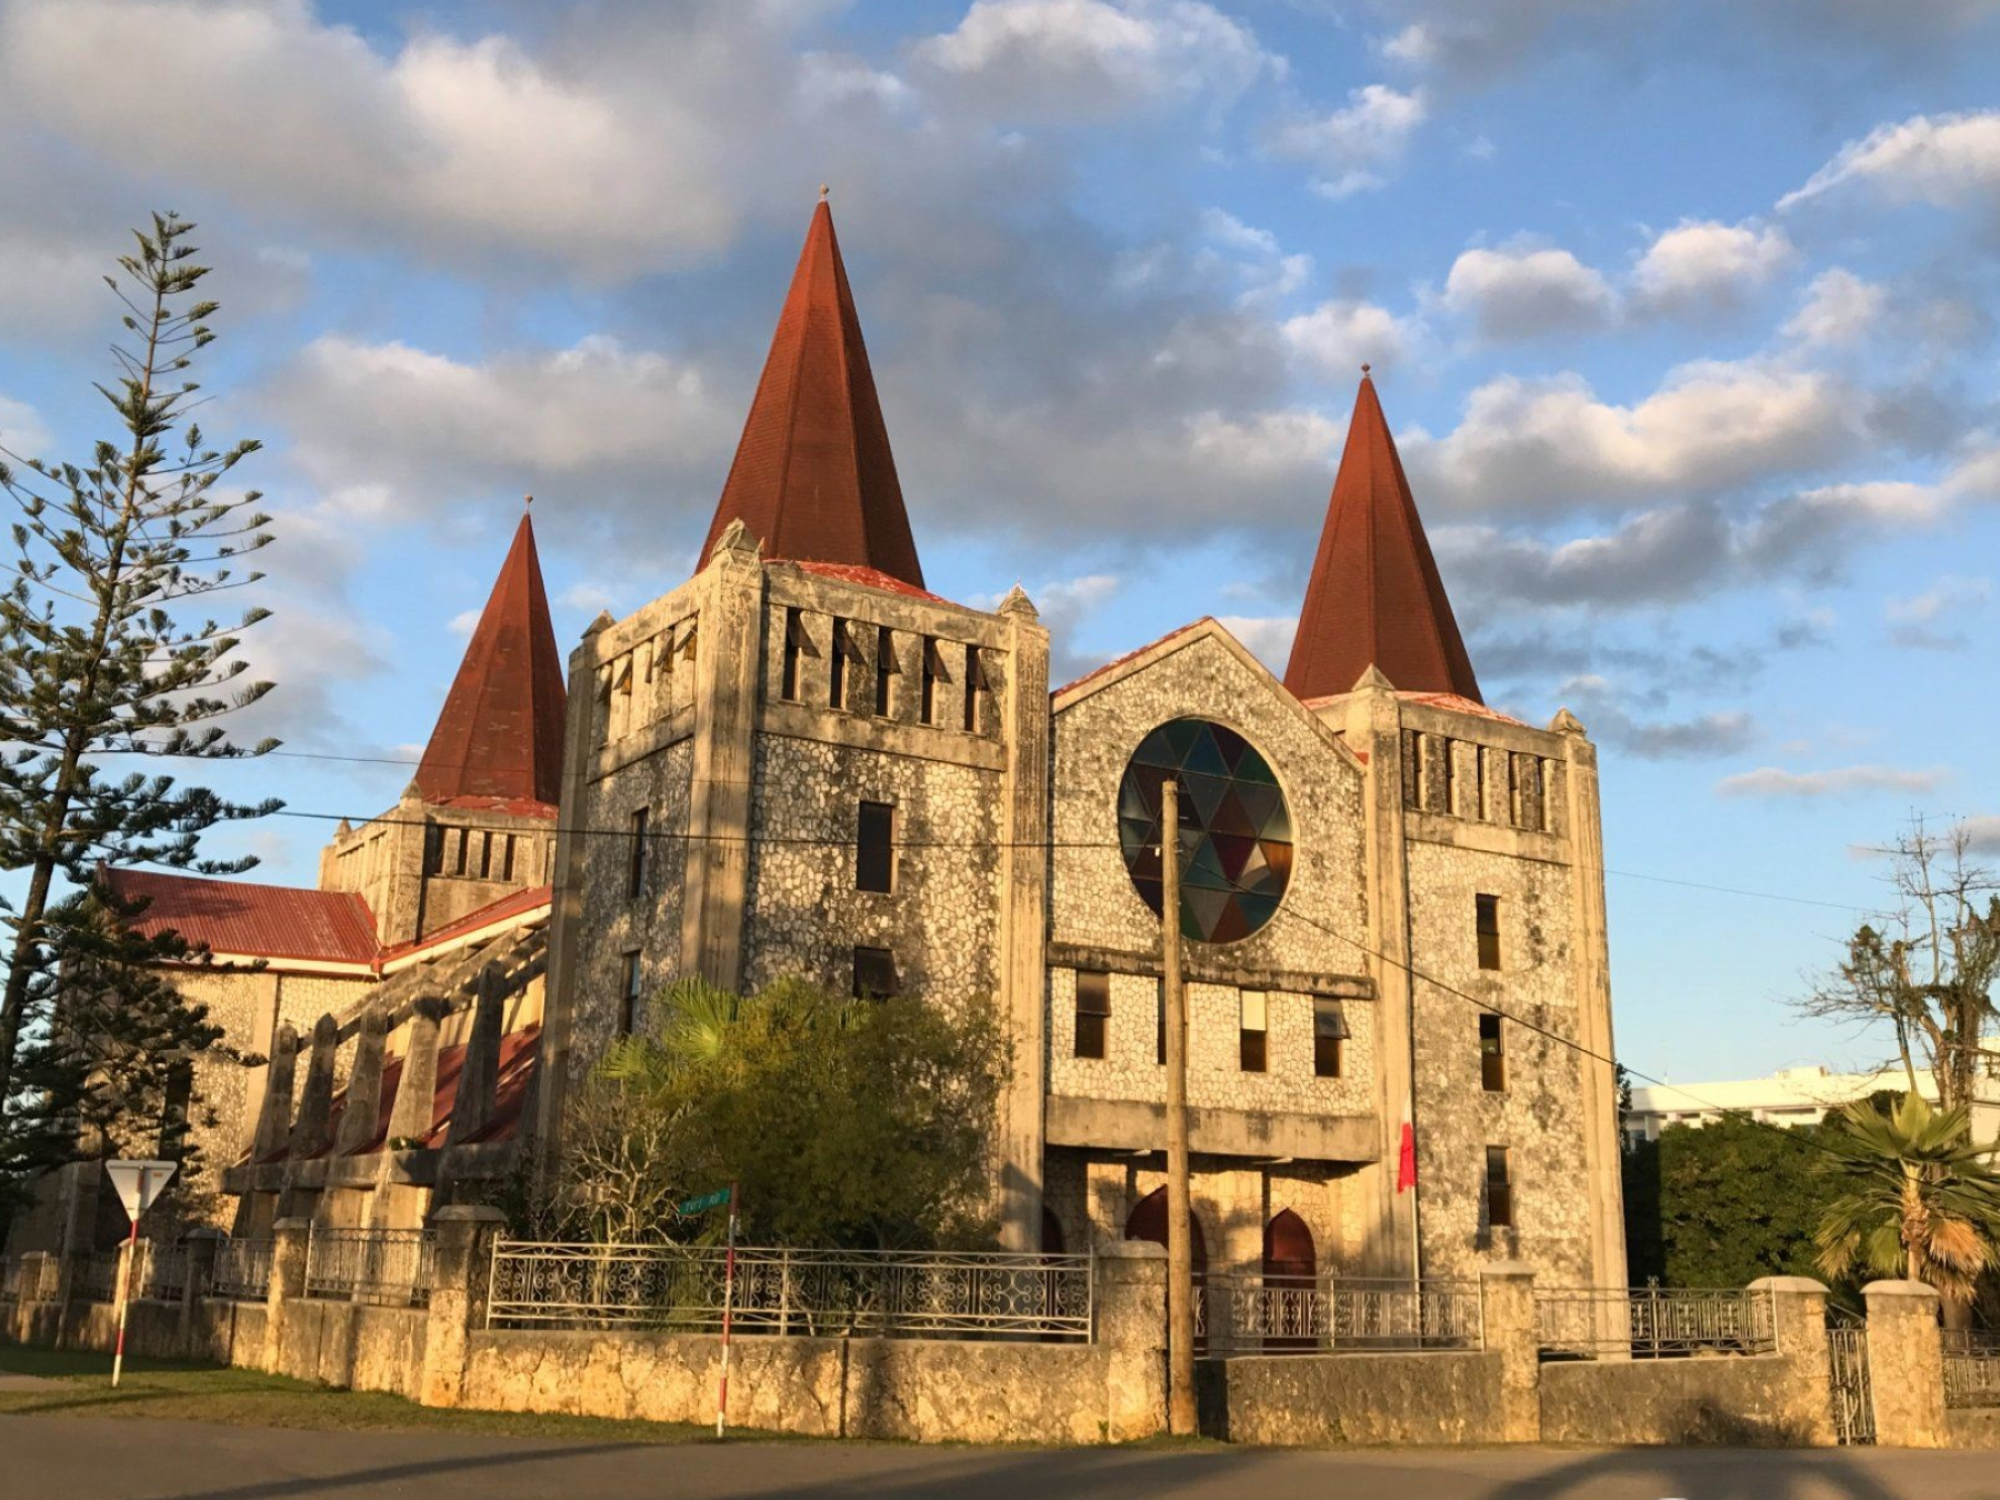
1161, 777, 1196, 1436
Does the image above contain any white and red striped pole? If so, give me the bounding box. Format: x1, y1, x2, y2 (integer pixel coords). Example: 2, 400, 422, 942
110, 1168, 147, 1388
714, 1182, 740, 1438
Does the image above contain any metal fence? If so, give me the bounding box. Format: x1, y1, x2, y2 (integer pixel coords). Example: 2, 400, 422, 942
1536, 1283, 1776, 1359
304, 1228, 436, 1307
76, 1241, 188, 1304
486, 1241, 1093, 1340
210, 1238, 275, 1302
1196, 1274, 1484, 1356
1943, 1330, 2000, 1408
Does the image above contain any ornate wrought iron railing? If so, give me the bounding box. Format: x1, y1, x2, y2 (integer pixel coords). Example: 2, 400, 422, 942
1196, 1274, 1483, 1356
1943, 1330, 2000, 1408
304, 1228, 435, 1307
1536, 1283, 1775, 1359
210, 1238, 275, 1302
486, 1241, 1093, 1341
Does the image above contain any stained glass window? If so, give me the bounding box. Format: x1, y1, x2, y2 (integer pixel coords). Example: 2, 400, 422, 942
1118, 717, 1293, 944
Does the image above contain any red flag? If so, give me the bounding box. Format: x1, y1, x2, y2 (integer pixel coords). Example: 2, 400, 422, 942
1396, 1116, 1417, 1193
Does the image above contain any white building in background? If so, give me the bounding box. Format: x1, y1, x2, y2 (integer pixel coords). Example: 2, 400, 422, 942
1626, 1052, 2000, 1147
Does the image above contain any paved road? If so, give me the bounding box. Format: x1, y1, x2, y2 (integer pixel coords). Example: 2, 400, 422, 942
2, 1417, 1996, 1500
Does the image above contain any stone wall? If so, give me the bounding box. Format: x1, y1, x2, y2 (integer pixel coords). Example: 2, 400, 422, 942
1199, 1351, 1505, 1445
271, 1299, 428, 1401
1540, 1356, 1825, 1446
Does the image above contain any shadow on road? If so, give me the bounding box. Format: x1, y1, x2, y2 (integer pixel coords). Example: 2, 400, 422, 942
1482, 1447, 1907, 1500
155, 1441, 656, 1500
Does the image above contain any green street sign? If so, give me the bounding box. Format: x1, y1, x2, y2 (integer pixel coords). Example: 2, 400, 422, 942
677, 1187, 732, 1216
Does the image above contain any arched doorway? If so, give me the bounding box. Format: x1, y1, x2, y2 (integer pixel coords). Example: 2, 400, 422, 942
1262, 1209, 1316, 1349
1125, 1186, 1208, 1351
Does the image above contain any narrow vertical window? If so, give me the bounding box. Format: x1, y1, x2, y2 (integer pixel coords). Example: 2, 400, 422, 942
1440, 739, 1456, 816
452, 828, 468, 877
853, 945, 899, 1000
1313, 998, 1348, 1079
1485, 1146, 1514, 1229
1480, 1014, 1506, 1091
829, 618, 848, 709
620, 950, 643, 1036
477, 830, 493, 879
1474, 745, 1489, 821
628, 808, 650, 898
921, 638, 951, 726
1476, 894, 1501, 971
874, 625, 896, 716
781, 606, 806, 701
423, 824, 444, 876
501, 834, 517, 883
962, 645, 987, 732
1074, 971, 1110, 1059
856, 801, 894, 893
1239, 990, 1267, 1073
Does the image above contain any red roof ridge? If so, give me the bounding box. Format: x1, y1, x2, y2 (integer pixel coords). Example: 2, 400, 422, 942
1283, 374, 1482, 704
379, 884, 551, 964
1053, 618, 1217, 698
785, 559, 950, 605
416, 510, 568, 807
699, 202, 925, 589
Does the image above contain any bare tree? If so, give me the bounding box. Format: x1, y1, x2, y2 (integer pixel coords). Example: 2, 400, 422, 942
1800, 816, 2000, 1120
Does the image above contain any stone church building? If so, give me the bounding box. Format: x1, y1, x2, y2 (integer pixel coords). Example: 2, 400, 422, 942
15, 199, 1626, 1302
533, 200, 1627, 1295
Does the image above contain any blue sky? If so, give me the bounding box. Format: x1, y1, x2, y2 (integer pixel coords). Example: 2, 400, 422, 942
1, 0, 1998, 1087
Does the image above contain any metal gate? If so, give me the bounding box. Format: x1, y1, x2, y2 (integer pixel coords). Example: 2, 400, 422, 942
1827, 1308, 1874, 1446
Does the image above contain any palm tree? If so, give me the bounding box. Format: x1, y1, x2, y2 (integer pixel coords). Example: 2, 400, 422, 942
1815, 1093, 2000, 1317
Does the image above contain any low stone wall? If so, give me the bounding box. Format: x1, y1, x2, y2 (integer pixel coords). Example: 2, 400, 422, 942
1540, 1355, 1826, 1446
1947, 1408, 2000, 1449
273, 1299, 428, 1402
463, 1330, 1135, 1443
1197, 1352, 1505, 1446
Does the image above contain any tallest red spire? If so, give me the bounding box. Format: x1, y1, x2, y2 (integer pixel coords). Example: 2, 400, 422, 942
699, 198, 924, 588
416, 509, 567, 808
1283, 373, 1482, 704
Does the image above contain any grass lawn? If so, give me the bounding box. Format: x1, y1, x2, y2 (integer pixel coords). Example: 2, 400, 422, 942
0, 1345, 778, 1444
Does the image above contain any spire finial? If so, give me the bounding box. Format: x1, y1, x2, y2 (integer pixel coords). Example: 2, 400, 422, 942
523, 493, 533, 510
819, 182, 829, 202
1361, 363, 1371, 377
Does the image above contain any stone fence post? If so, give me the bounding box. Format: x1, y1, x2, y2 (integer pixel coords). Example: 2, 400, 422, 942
1864, 1279, 1947, 1448
1095, 1241, 1166, 1441
1749, 1275, 1836, 1446
1480, 1261, 1539, 1442
181, 1228, 226, 1351
264, 1217, 311, 1375
419, 1205, 507, 1410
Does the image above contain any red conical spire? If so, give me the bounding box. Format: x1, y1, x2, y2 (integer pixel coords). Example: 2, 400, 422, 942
1283, 372, 1482, 703
699, 195, 924, 588
416, 507, 568, 807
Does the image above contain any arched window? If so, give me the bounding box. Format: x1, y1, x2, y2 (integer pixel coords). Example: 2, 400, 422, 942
1262, 1209, 1317, 1350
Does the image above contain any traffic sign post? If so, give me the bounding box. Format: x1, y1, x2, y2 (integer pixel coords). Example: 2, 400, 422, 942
103, 1160, 176, 1388
677, 1183, 740, 1436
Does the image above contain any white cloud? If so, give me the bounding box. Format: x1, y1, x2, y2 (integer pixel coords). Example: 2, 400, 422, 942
1268, 84, 1427, 196
0, 394, 51, 458
1780, 109, 2000, 212
1281, 299, 1416, 376
911, 0, 1272, 118
1197, 209, 1313, 304
1404, 361, 1862, 517
1440, 244, 1617, 340
1783, 269, 1887, 346
0, 0, 746, 278
1717, 764, 1949, 798
1883, 573, 1991, 649
447, 608, 484, 639
1964, 815, 2000, 855
266, 334, 736, 515
1631, 219, 1795, 315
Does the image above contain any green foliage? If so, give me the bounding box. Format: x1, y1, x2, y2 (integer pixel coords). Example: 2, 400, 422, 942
0, 214, 275, 1221
554, 976, 1010, 1249
1814, 1092, 2000, 1310
1623, 1118, 1834, 1288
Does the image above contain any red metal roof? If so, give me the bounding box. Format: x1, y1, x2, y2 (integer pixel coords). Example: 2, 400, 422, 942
1283, 375, 1483, 704
1053, 619, 1215, 698
329, 1024, 543, 1157
788, 559, 948, 604
104, 868, 378, 965
700, 201, 926, 589
416, 511, 568, 808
